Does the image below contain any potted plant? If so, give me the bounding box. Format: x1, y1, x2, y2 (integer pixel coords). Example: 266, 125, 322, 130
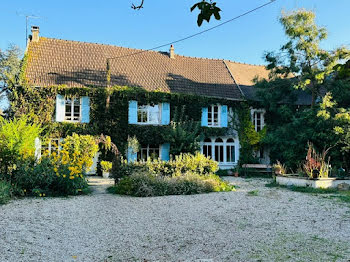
273, 160, 286, 176
101, 161, 112, 178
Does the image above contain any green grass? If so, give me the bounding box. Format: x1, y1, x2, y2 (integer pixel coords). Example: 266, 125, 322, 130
0, 180, 12, 205
265, 180, 350, 205
247, 190, 259, 196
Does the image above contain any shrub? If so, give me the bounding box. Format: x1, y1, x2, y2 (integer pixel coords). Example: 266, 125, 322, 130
110, 171, 234, 197
303, 142, 330, 179
111, 152, 218, 180
100, 161, 112, 172
0, 115, 41, 176
0, 180, 12, 204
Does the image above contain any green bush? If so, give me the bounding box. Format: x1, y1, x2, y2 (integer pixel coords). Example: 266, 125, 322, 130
0, 115, 41, 176
0, 180, 12, 204
111, 152, 218, 180
110, 171, 234, 197
12, 157, 88, 197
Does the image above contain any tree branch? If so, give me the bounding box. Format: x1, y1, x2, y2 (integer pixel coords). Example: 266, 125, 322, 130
131, 0, 144, 10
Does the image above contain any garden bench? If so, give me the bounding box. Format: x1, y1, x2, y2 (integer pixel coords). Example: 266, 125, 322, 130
241, 164, 273, 176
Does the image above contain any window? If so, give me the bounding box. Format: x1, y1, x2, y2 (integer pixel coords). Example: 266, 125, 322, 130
208, 105, 220, 127
214, 138, 224, 162
226, 138, 235, 163
203, 138, 212, 159
137, 104, 160, 124
252, 110, 265, 132
41, 138, 61, 156
202, 137, 236, 164
65, 97, 81, 122
137, 144, 160, 160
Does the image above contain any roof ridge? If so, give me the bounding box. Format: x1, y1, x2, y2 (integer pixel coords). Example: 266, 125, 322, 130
38, 37, 239, 63
224, 59, 267, 68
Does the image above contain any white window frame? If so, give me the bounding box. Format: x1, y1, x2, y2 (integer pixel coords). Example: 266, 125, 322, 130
137, 104, 161, 125
251, 109, 265, 132
41, 138, 62, 156
137, 144, 160, 161
208, 105, 221, 127
64, 96, 82, 122
201, 137, 239, 164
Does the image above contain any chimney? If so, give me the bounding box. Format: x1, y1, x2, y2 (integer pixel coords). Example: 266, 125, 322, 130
170, 44, 175, 59
31, 26, 40, 42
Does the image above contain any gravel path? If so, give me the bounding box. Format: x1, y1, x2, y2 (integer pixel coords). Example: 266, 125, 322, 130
0, 177, 349, 262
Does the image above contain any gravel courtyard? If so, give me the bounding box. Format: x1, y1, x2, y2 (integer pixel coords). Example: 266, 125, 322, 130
0, 177, 349, 262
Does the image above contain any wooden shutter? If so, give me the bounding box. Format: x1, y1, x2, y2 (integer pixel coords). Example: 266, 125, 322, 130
128, 100, 138, 124
161, 143, 170, 161
221, 105, 228, 127
161, 102, 170, 125
201, 107, 208, 127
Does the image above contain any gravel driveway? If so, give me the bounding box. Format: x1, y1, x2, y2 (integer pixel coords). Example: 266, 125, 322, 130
0, 177, 349, 262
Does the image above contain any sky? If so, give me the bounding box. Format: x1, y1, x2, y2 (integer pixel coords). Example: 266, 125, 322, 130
1, 0, 350, 66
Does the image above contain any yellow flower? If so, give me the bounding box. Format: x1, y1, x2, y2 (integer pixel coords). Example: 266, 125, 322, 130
43, 194, 46, 197
39, 194, 42, 197
63, 175, 66, 178
69, 176, 75, 180
54, 167, 58, 172
23, 189, 26, 193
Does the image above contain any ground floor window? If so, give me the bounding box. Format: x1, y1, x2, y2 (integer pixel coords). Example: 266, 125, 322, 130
201, 137, 237, 163
41, 138, 61, 156
137, 144, 160, 161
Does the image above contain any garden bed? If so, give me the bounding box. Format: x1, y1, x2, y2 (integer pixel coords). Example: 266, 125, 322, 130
276, 175, 350, 189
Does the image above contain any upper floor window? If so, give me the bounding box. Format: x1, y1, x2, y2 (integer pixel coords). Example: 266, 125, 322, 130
208, 105, 220, 127
137, 144, 160, 161
252, 109, 265, 132
65, 97, 81, 122
137, 104, 160, 124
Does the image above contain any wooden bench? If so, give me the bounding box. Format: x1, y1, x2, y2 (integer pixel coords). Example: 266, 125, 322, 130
242, 164, 273, 175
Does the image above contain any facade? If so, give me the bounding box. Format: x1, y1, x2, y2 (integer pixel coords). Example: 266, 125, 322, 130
24, 26, 269, 170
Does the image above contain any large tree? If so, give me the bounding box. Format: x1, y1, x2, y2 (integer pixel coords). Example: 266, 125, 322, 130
265, 10, 349, 107
0, 45, 21, 109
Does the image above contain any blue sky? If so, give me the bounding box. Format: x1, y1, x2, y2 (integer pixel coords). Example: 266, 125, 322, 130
1, 0, 350, 65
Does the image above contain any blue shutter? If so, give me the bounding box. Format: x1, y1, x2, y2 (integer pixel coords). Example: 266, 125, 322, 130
201, 107, 208, 127
55, 94, 65, 122
161, 102, 170, 125
161, 143, 170, 161
221, 105, 228, 127
128, 100, 138, 124
127, 147, 137, 163
81, 96, 90, 123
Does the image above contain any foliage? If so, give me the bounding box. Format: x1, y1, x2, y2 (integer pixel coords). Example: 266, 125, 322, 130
273, 160, 286, 175
109, 171, 234, 197
303, 142, 330, 179
11, 157, 88, 197
0, 115, 42, 176
265, 9, 350, 107
0, 180, 12, 204
0, 45, 21, 106
168, 106, 201, 156
100, 161, 112, 172
111, 152, 218, 180
191, 1, 221, 26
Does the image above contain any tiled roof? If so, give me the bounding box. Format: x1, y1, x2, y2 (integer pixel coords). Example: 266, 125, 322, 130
224, 60, 270, 86
25, 37, 243, 100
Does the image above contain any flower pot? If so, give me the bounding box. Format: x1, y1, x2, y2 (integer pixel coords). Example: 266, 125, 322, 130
102, 171, 110, 178
234, 172, 239, 177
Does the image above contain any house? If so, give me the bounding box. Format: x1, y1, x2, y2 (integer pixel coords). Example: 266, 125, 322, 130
24, 26, 271, 170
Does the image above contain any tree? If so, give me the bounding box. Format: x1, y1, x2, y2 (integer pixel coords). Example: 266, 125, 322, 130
131, 0, 221, 27
265, 10, 349, 108
0, 45, 22, 109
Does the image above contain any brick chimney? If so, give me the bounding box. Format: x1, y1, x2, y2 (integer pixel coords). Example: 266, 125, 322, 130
170, 45, 175, 59
31, 26, 40, 42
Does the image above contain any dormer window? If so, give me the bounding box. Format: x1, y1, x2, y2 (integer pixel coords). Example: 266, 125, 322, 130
137, 104, 160, 124
208, 105, 220, 127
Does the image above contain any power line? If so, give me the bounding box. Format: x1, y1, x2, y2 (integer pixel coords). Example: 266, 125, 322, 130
107, 0, 277, 61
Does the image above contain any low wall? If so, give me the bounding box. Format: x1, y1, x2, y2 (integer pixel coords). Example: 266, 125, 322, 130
276, 176, 350, 189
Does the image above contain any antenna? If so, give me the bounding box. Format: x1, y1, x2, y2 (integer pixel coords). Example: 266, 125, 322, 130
16, 12, 40, 46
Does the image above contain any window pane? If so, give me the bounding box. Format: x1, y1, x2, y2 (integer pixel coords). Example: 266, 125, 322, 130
208, 107, 212, 124
215, 145, 223, 162
65, 98, 72, 120
226, 145, 235, 162
149, 105, 159, 124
